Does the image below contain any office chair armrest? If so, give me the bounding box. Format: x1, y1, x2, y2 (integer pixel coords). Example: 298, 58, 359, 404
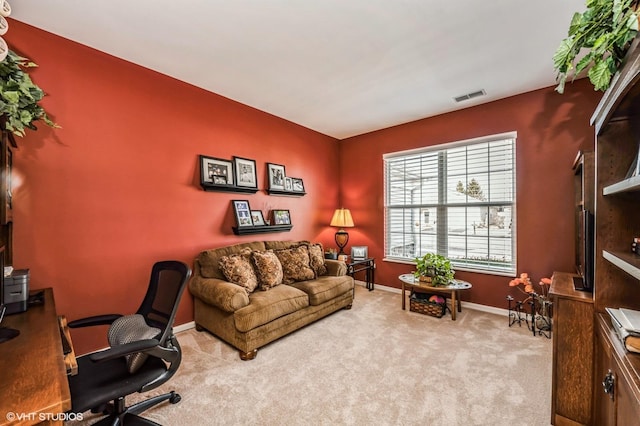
68, 314, 123, 328
89, 339, 160, 362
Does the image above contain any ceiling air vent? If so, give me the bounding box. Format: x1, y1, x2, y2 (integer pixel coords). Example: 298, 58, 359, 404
454, 89, 486, 103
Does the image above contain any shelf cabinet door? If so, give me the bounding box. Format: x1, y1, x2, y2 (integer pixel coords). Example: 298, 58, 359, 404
594, 330, 615, 426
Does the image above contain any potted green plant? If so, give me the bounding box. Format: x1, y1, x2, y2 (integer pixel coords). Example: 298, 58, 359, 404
0, 50, 58, 138
414, 253, 455, 287
553, 0, 639, 94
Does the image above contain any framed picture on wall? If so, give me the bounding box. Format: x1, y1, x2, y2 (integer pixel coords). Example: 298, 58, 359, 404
233, 157, 258, 189
267, 163, 286, 191
284, 177, 293, 192
290, 177, 305, 193
232, 200, 254, 227
271, 209, 291, 225
199, 155, 234, 187
250, 210, 266, 226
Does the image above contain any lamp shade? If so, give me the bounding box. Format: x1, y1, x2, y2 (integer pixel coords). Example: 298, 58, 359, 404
330, 208, 354, 228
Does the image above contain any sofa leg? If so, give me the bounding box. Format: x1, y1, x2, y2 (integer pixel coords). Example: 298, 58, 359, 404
239, 349, 258, 361
344, 303, 353, 310
195, 324, 204, 332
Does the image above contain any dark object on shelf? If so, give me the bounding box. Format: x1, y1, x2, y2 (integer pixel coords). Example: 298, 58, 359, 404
325, 252, 338, 260
409, 292, 446, 318
28, 289, 45, 306
0, 304, 19, 343
232, 224, 292, 235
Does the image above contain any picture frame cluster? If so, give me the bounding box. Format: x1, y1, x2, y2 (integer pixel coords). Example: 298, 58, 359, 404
232, 200, 291, 228
200, 155, 258, 191
266, 163, 305, 193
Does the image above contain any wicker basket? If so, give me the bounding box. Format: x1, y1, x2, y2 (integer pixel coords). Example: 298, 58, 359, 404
409, 292, 446, 318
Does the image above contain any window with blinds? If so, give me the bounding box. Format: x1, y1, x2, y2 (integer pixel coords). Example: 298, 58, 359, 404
383, 132, 516, 275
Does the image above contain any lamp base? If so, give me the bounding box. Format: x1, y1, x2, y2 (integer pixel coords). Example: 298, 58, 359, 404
335, 230, 349, 255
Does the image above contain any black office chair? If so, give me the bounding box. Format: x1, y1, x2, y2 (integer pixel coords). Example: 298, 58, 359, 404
67, 260, 192, 426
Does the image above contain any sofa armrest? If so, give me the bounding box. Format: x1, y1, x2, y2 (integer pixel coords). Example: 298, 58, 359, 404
324, 259, 347, 276
189, 275, 250, 313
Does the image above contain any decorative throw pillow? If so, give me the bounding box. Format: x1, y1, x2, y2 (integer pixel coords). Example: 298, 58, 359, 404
274, 245, 315, 284
251, 250, 284, 290
218, 248, 259, 294
108, 314, 161, 374
306, 243, 327, 277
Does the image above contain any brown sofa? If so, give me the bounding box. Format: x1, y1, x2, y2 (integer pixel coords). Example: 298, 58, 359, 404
189, 240, 354, 360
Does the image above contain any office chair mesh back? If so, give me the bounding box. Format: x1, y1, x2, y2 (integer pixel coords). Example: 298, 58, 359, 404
138, 264, 186, 336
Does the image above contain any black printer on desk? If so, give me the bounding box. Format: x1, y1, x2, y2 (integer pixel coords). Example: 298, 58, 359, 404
2, 269, 29, 315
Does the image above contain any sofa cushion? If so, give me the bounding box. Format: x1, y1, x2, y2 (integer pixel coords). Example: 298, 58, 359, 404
274, 245, 315, 284
289, 275, 354, 306
218, 248, 259, 294
251, 250, 284, 290
234, 284, 309, 332
305, 243, 327, 277
198, 241, 266, 279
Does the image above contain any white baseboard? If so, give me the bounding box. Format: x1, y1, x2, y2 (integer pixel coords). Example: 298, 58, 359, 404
354, 280, 510, 317
174, 321, 195, 333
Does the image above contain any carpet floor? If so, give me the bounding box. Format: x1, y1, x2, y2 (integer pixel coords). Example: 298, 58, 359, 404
73, 284, 552, 425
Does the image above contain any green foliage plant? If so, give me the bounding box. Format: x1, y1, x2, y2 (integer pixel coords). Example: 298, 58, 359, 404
553, 0, 639, 94
0, 50, 58, 137
414, 252, 455, 287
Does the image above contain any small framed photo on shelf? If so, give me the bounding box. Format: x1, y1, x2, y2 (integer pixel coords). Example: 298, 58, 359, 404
351, 246, 368, 259
291, 177, 305, 193
232, 200, 253, 227
267, 163, 286, 190
234, 157, 258, 189
272, 209, 291, 225
250, 210, 266, 226
284, 177, 293, 192
200, 155, 234, 186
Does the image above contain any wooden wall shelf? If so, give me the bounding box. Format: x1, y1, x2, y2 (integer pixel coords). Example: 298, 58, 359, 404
232, 224, 292, 235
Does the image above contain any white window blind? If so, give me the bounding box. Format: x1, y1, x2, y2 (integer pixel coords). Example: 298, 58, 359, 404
383, 133, 516, 275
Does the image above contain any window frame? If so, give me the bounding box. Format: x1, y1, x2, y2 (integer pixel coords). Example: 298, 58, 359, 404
383, 131, 517, 276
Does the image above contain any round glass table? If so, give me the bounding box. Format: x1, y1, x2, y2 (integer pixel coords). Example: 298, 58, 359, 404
398, 273, 472, 320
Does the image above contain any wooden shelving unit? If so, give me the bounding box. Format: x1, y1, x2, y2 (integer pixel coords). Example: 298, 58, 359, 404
586, 35, 640, 426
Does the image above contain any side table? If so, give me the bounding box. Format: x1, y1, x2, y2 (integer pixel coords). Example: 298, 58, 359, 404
347, 258, 375, 291
398, 273, 472, 320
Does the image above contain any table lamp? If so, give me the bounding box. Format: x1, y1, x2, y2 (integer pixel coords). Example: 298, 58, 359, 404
330, 208, 354, 255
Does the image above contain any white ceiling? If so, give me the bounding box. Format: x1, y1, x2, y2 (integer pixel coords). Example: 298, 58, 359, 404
10, 0, 585, 139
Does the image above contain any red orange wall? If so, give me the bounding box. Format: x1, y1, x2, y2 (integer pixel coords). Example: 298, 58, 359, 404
6, 21, 340, 354
339, 81, 602, 308
6, 20, 604, 352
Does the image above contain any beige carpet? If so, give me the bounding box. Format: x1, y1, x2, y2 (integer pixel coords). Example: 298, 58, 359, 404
74, 285, 552, 425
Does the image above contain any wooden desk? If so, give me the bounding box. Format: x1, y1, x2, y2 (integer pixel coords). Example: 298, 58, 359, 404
0, 288, 72, 425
